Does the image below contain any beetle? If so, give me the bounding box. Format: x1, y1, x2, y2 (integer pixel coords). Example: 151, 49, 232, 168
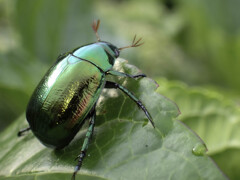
18, 20, 154, 180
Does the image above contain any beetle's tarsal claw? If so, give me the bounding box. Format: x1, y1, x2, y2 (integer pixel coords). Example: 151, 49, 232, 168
17, 131, 22, 137
145, 109, 155, 128
71, 172, 76, 180
150, 118, 155, 128
17, 127, 31, 137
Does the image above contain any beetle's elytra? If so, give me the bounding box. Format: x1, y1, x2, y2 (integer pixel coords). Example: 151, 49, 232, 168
18, 20, 154, 180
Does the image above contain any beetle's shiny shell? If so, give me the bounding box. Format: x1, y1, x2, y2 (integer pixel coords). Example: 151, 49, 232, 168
26, 54, 105, 148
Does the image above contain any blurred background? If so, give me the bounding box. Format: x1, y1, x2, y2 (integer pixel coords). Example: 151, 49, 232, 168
0, 0, 240, 179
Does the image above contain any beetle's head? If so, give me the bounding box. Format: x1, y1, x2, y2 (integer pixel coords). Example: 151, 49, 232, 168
96, 42, 119, 66
92, 20, 143, 65
98, 42, 119, 58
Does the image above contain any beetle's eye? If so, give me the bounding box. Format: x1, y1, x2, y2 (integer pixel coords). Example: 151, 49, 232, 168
114, 49, 119, 58
107, 43, 119, 58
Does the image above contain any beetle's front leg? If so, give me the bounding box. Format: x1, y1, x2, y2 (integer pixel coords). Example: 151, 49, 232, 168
72, 110, 96, 180
105, 81, 155, 128
17, 127, 31, 137
107, 70, 146, 79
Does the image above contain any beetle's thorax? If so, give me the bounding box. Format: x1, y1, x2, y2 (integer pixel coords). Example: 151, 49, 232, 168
71, 42, 119, 72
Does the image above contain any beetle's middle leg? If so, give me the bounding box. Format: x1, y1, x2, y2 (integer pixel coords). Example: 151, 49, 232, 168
72, 110, 96, 180
17, 127, 31, 137
105, 81, 155, 128
107, 70, 146, 79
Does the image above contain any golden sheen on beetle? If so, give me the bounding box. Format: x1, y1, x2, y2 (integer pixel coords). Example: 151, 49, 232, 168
18, 20, 154, 180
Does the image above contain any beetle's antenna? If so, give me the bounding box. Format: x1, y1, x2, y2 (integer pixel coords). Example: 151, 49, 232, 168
118, 35, 144, 51
92, 19, 101, 42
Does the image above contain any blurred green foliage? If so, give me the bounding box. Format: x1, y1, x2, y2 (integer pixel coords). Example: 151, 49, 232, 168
0, 0, 240, 179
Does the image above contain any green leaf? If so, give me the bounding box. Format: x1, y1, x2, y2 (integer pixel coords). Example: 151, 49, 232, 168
0, 61, 225, 180
157, 78, 240, 180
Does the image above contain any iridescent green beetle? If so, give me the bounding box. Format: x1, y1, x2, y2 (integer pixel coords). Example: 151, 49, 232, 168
18, 20, 154, 179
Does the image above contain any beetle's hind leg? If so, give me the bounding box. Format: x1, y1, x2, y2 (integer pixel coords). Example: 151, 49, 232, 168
105, 81, 155, 128
17, 127, 31, 137
72, 110, 96, 180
